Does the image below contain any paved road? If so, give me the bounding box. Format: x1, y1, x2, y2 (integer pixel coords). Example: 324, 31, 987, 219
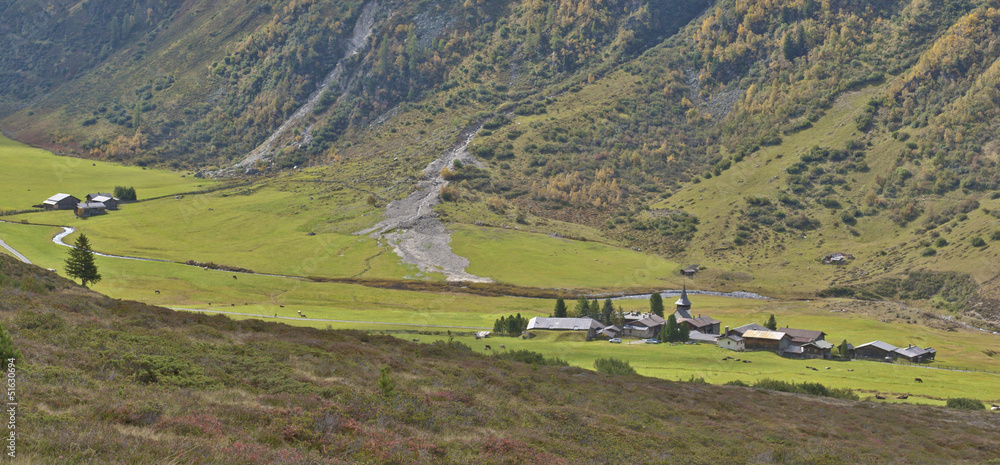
168, 307, 491, 329
0, 238, 32, 264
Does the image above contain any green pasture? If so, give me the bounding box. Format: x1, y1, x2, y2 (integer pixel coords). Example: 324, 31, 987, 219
450, 224, 681, 289
12, 177, 416, 280
0, 134, 209, 211
414, 333, 1000, 405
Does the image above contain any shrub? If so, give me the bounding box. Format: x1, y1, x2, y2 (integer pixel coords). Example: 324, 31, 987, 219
594, 358, 636, 375
991, 230, 1000, 241
971, 236, 986, 247
921, 247, 936, 257
494, 350, 568, 366
945, 398, 985, 410
377, 367, 396, 397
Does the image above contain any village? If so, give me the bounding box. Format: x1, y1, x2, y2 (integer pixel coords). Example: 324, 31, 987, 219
37, 187, 135, 218
519, 286, 938, 363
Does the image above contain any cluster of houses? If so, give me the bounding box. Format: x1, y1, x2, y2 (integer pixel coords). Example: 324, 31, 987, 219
41, 193, 121, 218
524, 287, 937, 363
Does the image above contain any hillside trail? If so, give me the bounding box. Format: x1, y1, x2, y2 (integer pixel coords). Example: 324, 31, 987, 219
225, 1, 379, 174
0, 238, 32, 264
357, 125, 493, 283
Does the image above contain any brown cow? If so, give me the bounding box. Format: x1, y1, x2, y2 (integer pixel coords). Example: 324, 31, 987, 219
914, 378, 923, 383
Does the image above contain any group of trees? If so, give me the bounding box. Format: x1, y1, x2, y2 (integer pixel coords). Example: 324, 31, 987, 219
660, 314, 689, 342
552, 297, 620, 326
113, 186, 137, 201
492, 313, 529, 337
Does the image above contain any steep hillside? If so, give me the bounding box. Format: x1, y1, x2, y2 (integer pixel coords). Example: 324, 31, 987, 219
7, 0, 1000, 310
2, 254, 999, 463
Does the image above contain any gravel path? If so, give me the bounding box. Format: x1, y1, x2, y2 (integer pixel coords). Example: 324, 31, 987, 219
0, 238, 31, 264
358, 126, 492, 283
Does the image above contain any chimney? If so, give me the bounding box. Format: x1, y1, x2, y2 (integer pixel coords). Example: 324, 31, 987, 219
725, 326, 729, 335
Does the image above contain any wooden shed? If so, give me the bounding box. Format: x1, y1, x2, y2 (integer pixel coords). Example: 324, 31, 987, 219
43, 193, 80, 210
742, 330, 791, 353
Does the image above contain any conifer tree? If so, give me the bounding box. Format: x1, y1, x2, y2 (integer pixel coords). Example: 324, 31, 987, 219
601, 298, 614, 324
649, 293, 664, 317
678, 322, 690, 342
574, 296, 590, 318
589, 299, 600, 319
554, 298, 567, 318
65, 234, 101, 288
0, 326, 20, 362
664, 314, 679, 342
765, 314, 777, 331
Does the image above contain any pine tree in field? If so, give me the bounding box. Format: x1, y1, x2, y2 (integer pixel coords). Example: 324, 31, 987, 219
0, 326, 20, 362
554, 298, 567, 318
589, 299, 599, 319
678, 322, 690, 342
601, 299, 614, 324
649, 293, 664, 317
764, 314, 777, 331
664, 314, 679, 342
65, 234, 101, 288
574, 296, 590, 318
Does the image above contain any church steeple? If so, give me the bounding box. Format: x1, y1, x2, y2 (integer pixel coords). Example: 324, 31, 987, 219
675, 284, 692, 317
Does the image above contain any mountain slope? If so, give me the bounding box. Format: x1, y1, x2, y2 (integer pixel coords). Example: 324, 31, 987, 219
2, 254, 999, 463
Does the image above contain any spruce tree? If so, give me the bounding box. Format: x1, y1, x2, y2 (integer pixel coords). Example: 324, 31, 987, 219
574, 296, 590, 318
838, 339, 851, 359
664, 314, 678, 342
649, 293, 664, 317
554, 298, 567, 318
678, 322, 690, 342
589, 299, 599, 319
0, 326, 20, 362
65, 234, 101, 288
601, 299, 614, 324
765, 314, 777, 330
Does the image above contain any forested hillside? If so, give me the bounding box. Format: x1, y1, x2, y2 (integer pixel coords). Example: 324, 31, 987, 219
6, 0, 1000, 308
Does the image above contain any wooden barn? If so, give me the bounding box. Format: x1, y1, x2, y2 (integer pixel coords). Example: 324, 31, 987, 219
90, 194, 119, 210
742, 330, 791, 353
43, 193, 80, 210
854, 341, 898, 361
75, 202, 107, 218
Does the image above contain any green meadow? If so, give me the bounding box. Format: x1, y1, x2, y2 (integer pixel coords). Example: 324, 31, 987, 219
0, 134, 208, 211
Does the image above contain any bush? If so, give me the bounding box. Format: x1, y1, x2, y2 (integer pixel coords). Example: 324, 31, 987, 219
494, 350, 568, 366
991, 230, 1000, 241
921, 247, 937, 257
594, 358, 636, 375
971, 236, 986, 247
945, 398, 985, 410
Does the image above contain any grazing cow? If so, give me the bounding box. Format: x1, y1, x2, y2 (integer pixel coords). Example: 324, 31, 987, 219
825, 367, 830, 370
233, 275, 238, 279
743, 360, 752, 363
279, 305, 284, 308
274, 314, 277, 318
847, 369, 854, 372
484, 345, 492, 350
500, 345, 506, 349
914, 378, 923, 383
301, 314, 307, 318
897, 395, 908, 399
735, 358, 741, 362
810, 367, 819, 371
805, 366, 814, 370
297, 310, 303, 315
412, 339, 419, 342
154, 290, 160, 294
992, 405, 999, 411
875, 395, 886, 400
231, 303, 234, 306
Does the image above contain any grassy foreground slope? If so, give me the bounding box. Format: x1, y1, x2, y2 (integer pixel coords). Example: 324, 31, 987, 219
1, 255, 999, 464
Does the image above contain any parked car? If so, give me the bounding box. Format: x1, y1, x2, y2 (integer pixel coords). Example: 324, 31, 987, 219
608, 338, 622, 344
645, 338, 660, 344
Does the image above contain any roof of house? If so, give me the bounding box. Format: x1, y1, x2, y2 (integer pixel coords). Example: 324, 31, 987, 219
87, 192, 113, 199
681, 315, 720, 328
625, 315, 666, 329
894, 346, 933, 358
675, 285, 692, 307
780, 327, 826, 343
44, 193, 76, 204
731, 323, 769, 335
674, 308, 692, 319
855, 340, 899, 352
688, 331, 719, 343
807, 340, 835, 350
720, 334, 743, 342
91, 195, 118, 203
77, 202, 107, 209
742, 329, 788, 340
782, 344, 805, 355
527, 317, 604, 331
599, 325, 621, 335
